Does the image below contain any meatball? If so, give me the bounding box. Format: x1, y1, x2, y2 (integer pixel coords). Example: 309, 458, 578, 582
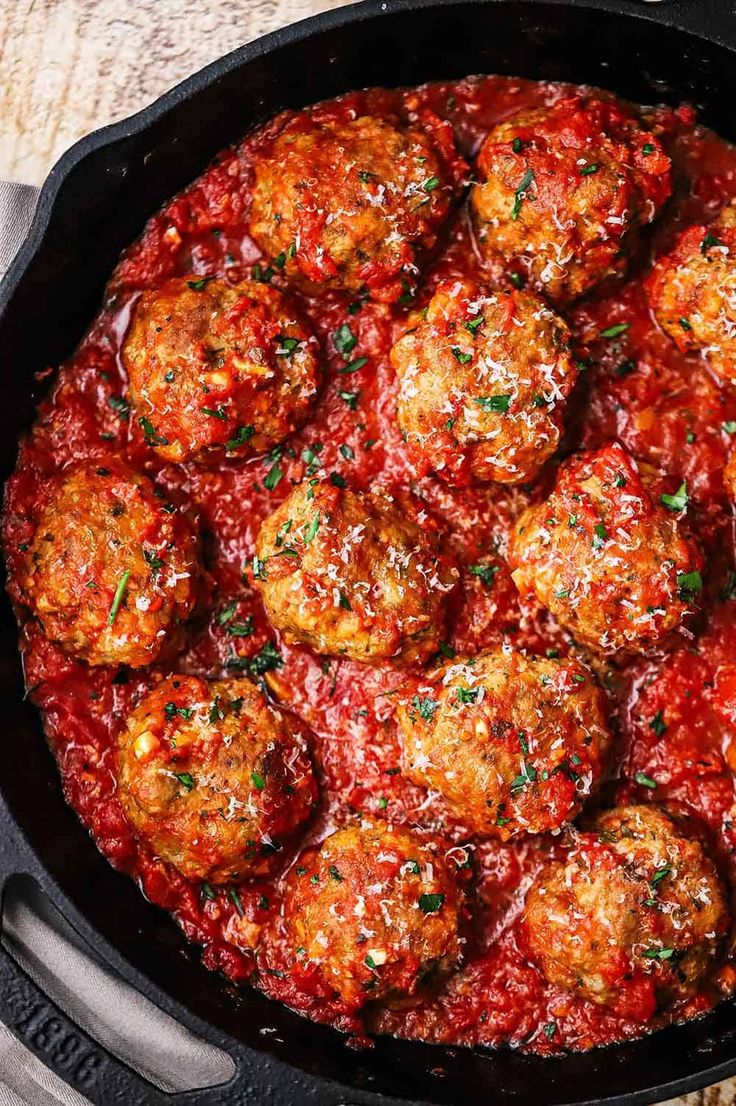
253, 481, 458, 664
524, 805, 729, 1019
508, 443, 702, 655
122, 277, 321, 464
647, 202, 736, 388
277, 821, 464, 1010
249, 113, 463, 302
396, 649, 610, 839
117, 674, 317, 882
391, 278, 577, 485
22, 461, 200, 667
471, 93, 671, 305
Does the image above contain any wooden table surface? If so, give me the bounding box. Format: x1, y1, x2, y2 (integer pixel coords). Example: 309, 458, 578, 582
0, 2, 734, 1104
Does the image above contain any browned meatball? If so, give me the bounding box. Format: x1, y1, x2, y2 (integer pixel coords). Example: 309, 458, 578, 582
647, 202, 736, 388
276, 821, 464, 1010
249, 113, 464, 302
391, 278, 577, 485
508, 443, 703, 655
253, 481, 458, 665
396, 649, 610, 839
524, 805, 729, 1020
122, 277, 321, 464
22, 461, 200, 667
117, 674, 318, 882
471, 93, 672, 305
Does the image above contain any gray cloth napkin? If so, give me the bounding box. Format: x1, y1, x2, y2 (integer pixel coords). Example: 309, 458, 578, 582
0, 185, 235, 1105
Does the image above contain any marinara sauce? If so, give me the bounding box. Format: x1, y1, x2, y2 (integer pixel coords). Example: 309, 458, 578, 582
5, 75, 736, 1056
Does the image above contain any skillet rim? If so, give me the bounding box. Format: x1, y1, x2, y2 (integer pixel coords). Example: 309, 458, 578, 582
2, 2, 736, 1104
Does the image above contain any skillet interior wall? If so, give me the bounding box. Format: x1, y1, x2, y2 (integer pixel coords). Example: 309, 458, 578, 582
1, 3, 736, 1104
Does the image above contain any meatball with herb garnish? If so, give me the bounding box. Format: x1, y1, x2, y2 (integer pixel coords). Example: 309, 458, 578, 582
471, 93, 671, 305
524, 805, 729, 1020
647, 201, 736, 389
117, 674, 318, 883
396, 648, 610, 839
253, 481, 459, 665
249, 113, 464, 302
508, 443, 703, 655
122, 277, 321, 464
21, 460, 200, 668
391, 278, 578, 485
275, 820, 465, 1010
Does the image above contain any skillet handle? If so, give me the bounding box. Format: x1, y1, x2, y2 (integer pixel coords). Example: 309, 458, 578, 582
0, 182, 40, 281
0, 873, 240, 1106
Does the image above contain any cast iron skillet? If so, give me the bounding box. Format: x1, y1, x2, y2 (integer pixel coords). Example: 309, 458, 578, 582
2, 1, 736, 1103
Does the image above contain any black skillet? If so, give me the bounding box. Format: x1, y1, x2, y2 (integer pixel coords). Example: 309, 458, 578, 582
1, 1, 736, 1103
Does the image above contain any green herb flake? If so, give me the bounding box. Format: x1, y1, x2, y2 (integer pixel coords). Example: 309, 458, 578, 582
225, 425, 255, 451
701, 231, 724, 255
338, 356, 369, 375
334, 323, 357, 358
139, 416, 169, 447
469, 562, 500, 588
418, 892, 444, 914
650, 710, 667, 737
251, 771, 266, 791
451, 347, 473, 365
264, 461, 283, 491
677, 570, 703, 599
303, 511, 321, 544
412, 695, 439, 722
475, 394, 511, 413
187, 277, 212, 291
635, 771, 658, 790
176, 772, 195, 791
511, 168, 535, 220
580, 163, 600, 175
423, 176, 441, 193
108, 569, 131, 626
660, 482, 688, 512
201, 405, 228, 421
456, 686, 479, 705
600, 322, 630, 340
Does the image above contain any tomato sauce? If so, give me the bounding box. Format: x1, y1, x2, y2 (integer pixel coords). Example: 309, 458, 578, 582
5, 74, 736, 1056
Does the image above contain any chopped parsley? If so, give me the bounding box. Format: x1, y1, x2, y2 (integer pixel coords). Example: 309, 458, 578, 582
175, 772, 195, 790
650, 711, 667, 737
580, 163, 599, 175
139, 416, 168, 447
600, 322, 630, 340
303, 511, 321, 543
108, 570, 131, 626
451, 347, 473, 365
334, 323, 357, 357
263, 461, 283, 491
418, 893, 444, 913
469, 562, 500, 589
412, 695, 439, 721
701, 231, 723, 255
251, 771, 266, 791
475, 394, 510, 413
338, 356, 369, 375
456, 686, 479, 704
660, 482, 688, 512
635, 771, 658, 790
511, 168, 535, 221
677, 570, 703, 600
225, 425, 255, 451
